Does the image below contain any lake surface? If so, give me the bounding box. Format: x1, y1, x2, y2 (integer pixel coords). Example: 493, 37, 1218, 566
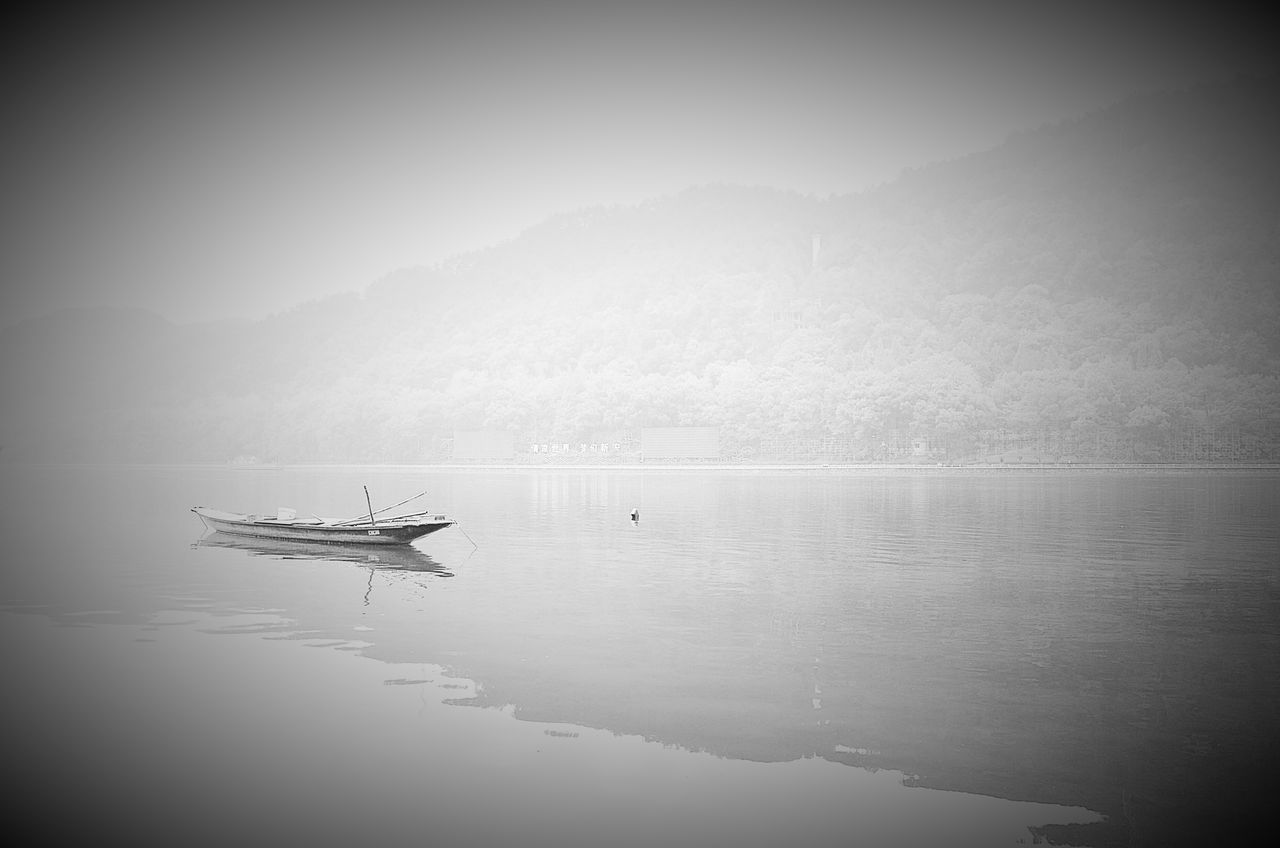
2, 465, 1277, 847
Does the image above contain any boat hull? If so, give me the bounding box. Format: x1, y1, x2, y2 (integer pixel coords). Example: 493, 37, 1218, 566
192, 507, 452, 546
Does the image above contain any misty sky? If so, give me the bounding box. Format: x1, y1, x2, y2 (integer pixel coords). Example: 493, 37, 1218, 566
2, 1, 1271, 325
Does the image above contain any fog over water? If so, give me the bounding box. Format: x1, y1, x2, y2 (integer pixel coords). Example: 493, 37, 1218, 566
2, 7, 1278, 847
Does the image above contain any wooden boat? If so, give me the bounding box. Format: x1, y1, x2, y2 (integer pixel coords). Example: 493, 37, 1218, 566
192, 488, 453, 547
192, 506, 453, 546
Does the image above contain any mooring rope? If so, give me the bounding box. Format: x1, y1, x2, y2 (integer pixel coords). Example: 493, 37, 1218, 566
453, 521, 479, 550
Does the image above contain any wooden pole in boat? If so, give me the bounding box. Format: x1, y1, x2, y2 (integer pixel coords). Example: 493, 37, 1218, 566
364, 486, 377, 526
332, 490, 428, 526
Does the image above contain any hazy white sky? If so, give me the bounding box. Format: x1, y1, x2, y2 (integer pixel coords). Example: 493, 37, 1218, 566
2, 1, 1271, 325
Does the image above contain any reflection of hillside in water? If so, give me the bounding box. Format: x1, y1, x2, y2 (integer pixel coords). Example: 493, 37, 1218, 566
195, 531, 453, 576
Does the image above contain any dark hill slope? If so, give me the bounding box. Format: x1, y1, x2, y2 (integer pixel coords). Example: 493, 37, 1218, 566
821, 74, 1279, 320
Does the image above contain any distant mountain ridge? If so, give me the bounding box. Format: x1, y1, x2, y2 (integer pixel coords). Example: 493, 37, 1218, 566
3, 73, 1277, 464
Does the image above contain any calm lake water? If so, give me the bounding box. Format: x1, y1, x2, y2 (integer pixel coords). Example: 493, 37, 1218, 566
2, 464, 1277, 847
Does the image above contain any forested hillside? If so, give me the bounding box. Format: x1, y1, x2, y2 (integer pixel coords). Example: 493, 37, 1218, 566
3, 74, 1277, 464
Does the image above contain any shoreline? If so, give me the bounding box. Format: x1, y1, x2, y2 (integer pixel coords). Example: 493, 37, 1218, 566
11, 461, 1279, 473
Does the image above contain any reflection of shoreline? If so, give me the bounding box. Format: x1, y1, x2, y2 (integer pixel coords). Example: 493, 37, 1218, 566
1, 608, 1104, 848
194, 531, 453, 575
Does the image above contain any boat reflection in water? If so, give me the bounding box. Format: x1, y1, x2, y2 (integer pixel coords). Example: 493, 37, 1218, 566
194, 531, 454, 576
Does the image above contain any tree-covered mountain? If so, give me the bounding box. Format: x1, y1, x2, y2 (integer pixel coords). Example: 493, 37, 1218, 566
3, 73, 1277, 464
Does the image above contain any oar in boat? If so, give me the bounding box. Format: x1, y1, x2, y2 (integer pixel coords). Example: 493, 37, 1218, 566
332, 489, 429, 526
